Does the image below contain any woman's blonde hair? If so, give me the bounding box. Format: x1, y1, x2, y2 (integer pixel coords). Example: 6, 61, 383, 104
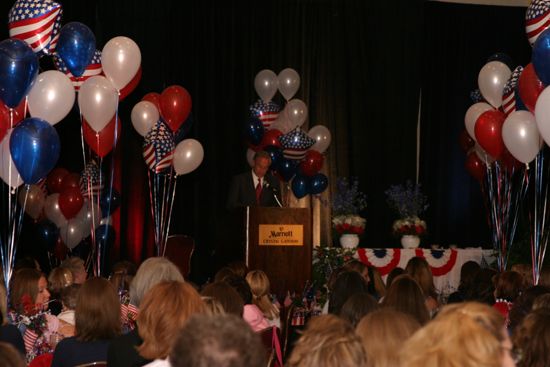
137, 281, 205, 360
356, 309, 420, 367
287, 314, 366, 367
513, 309, 550, 367
400, 302, 506, 367
48, 267, 73, 294
245, 270, 279, 320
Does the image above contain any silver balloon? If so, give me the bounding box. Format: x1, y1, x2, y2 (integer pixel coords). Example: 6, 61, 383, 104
131, 101, 159, 136
44, 193, 68, 227
254, 70, 278, 102
478, 61, 511, 108
101, 36, 141, 91
19, 184, 45, 219
464, 102, 493, 141
78, 75, 118, 132
503, 110, 542, 164
285, 99, 308, 127
173, 139, 204, 175
60, 218, 86, 249
0, 130, 23, 188
277, 68, 300, 101
28, 70, 75, 125
308, 125, 332, 153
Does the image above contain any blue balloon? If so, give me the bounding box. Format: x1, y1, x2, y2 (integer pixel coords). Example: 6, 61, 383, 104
0, 38, 38, 108
10, 118, 60, 184
95, 224, 115, 248
174, 114, 193, 143
309, 173, 328, 195
36, 220, 60, 251
263, 145, 283, 170
533, 28, 550, 85
56, 22, 96, 77
100, 189, 121, 217
278, 158, 298, 182
291, 174, 309, 199
244, 117, 264, 146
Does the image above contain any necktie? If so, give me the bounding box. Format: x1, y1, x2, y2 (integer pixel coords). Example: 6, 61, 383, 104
256, 178, 262, 203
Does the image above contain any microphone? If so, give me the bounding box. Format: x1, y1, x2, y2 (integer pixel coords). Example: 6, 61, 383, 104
263, 180, 282, 207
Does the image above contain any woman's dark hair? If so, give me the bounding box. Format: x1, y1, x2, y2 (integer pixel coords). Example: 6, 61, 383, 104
328, 271, 369, 315
382, 274, 430, 325
386, 267, 405, 289
223, 274, 253, 305
508, 285, 550, 334
339, 292, 379, 327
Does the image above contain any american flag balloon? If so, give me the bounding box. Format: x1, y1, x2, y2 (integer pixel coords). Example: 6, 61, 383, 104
502, 66, 523, 117
249, 99, 280, 130
143, 120, 175, 174
8, 0, 63, 56
526, 0, 550, 46
80, 160, 104, 197
279, 128, 315, 161
54, 49, 102, 91
469, 89, 484, 104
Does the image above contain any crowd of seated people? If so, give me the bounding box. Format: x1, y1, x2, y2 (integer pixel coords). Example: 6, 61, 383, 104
2, 255, 550, 367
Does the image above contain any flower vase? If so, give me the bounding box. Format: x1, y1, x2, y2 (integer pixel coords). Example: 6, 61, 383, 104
339, 234, 360, 249
401, 235, 420, 249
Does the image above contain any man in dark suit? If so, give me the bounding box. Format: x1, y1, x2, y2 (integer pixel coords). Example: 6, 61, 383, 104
227, 151, 281, 208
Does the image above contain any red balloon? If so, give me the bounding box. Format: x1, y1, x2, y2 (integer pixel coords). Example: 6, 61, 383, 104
61, 173, 81, 191
54, 236, 68, 259
299, 150, 324, 176
257, 129, 283, 151
58, 187, 84, 219
458, 129, 475, 152
518, 63, 545, 112
119, 67, 142, 101
475, 110, 506, 159
0, 99, 27, 141
465, 152, 486, 181
142, 92, 161, 110
82, 116, 122, 158
159, 85, 192, 132
47, 167, 69, 193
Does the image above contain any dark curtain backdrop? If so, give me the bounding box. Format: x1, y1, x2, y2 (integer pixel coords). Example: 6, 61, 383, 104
420, 2, 531, 247
4, 0, 529, 282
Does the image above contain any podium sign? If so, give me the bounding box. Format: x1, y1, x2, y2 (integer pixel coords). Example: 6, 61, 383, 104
246, 207, 312, 294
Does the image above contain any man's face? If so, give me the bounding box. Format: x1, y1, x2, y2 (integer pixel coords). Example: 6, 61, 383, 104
253, 157, 270, 179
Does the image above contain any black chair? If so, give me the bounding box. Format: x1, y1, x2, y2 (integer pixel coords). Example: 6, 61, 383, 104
164, 234, 195, 278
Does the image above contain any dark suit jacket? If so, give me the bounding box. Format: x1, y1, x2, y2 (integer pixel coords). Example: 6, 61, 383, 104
227, 171, 281, 208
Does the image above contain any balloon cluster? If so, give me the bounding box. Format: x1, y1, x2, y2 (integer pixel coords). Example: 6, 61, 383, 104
21, 165, 118, 252
131, 86, 204, 175
245, 68, 332, 199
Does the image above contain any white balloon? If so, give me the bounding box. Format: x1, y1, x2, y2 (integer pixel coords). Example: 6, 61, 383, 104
285, 99, 308, 127
246, 148, 255, 168
502, 110, 542, 164
173, 139, 204, 175
474, 143, 495, 165
28, 70, 75, 125
131, 101, 159, 136
78, 76, 118, 132
60, 218, 86, 249
0, 130, 23, 188
254, 70, 278, 102
269, 113, 294, 134
308, 125, 332, 153
101, 36, 141, 91
75, 199, 101, 230
278, 68, 300, 101
535, 86, 550, 146
478, 61, 511, 108
464, 102, 493, 141
44, 193, 68, 227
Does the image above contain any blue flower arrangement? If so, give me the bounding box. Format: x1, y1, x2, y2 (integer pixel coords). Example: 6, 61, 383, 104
332, 177, 367, 215
385, 180, 428, 219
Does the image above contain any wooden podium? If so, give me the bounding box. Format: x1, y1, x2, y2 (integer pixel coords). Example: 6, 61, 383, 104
243, 207, 312, 295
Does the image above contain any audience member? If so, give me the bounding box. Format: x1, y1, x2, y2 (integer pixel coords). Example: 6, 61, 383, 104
511, 263, 533, 288
367, 266, 386, 299
0, 342, 26, 367
110, 260, 137, 302
382, 275, 430, 325
201, 296, 226, 315
532, 293, 550, 311
400, 302, 515, 367
356, 308, 420, 367
405, 257, 439, 315
56, 284, 80, 336
328, 271, 369, 315
339, 292, 379, 328
213, 266, 236, 283
493, 270, 524, 327
447, 260, 480, 304
225, 275, 269, 331
227, 261, 249, 279
512, 309, 550, 367
59, 257, 87, 285
508, 285, 550, 335
0, 308, 25, 356
385, 267, 405, 289
51, 277, 120, 367
246, 270, 280, 328
200, 281, 244, 316
47, 267, 73, 315
286, 314, 366, 367
137, 281, 206, 366
468, 267, 497, 305
169, 314, 265, 367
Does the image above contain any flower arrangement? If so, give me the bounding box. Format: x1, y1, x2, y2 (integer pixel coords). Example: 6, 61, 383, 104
392, 217, 427, 236
332, 177, 367, 235
385, 180, 428, 219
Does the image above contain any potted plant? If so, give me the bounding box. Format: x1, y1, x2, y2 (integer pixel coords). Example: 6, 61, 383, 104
385, 180, 429, 248
331, 177, 367, 248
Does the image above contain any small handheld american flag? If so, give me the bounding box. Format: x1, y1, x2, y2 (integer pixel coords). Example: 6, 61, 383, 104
80, 160, 104, 197
8, 0, 63, 56
279, 127, 315, 161
143, 120, 175, 174
502, 66, 523, 117
54, 49, 102, 91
